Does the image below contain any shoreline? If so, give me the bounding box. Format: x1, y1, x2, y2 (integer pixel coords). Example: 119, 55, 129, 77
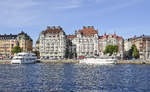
39, 59, 79, 64
0, 59, 150, 64
116, 60, 150, 64
0, 60, 11, 64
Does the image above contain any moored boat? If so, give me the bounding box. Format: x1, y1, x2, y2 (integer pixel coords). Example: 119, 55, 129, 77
79, 56, 117, 64
11, 52, 37, 64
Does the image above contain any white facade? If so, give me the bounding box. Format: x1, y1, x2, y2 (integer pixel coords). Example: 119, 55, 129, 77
70, 26, 99, 58
124, 40, 132, 51
39, 26, 67, 59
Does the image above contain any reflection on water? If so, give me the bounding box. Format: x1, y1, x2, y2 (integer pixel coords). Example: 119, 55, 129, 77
0, 64, 150, 92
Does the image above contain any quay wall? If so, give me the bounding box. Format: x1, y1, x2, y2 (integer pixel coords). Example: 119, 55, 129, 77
39, 59, 79, 64
0, 60, 11, 64
117, 60, 150, 64
0, 59, 150, 64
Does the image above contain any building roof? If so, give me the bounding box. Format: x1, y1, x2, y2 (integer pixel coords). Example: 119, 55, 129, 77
0, 34, 17, 40
67, 35, 76, 40
128, 34, 150, 40
43, 26, 64, 34
99, 33, 123, 40
17, 31, 33, 41
0, 31, 32, 41
77, 26, 98, 36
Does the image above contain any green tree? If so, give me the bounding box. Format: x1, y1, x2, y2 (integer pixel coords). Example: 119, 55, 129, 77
104, 45, 118, 56
11, 46, 22, 54
130, 45, 139, 59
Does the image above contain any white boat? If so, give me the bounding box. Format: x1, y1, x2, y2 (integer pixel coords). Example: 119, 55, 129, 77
79, 56, 117, 64
11, 52, 37, 64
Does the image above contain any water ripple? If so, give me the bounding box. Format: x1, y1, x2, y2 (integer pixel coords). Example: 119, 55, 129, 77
0, 64, 150, 92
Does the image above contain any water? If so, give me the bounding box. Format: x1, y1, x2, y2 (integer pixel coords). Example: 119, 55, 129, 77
0, 63, 150, 92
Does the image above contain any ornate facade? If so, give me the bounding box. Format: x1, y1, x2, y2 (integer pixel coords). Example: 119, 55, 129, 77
99, 33, 124, 57
38, 26, 126, 59
0, 34, 18, 57
0, 32, 32, 57
69, 26, 99, 58
39, 26, 67, 59
17, 31, 33, 52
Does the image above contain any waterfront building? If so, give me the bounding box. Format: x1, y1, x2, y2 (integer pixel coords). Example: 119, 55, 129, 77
39, 26, 67, 59
67, 35, 77, 59
17, 31, 33, 52
0, 32, 33, 57
124, 39, 132, 51
127, 35, 150, 59
98, 33, 124, 57
0, 34, 18, 57
68, 26, 99, 58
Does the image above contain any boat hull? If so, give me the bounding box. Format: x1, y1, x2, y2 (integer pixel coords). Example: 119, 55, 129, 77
79, 58, 117, 64
11, 60, 36, 64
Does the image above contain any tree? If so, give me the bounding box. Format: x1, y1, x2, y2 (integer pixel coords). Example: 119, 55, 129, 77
130, 45, 139, 59
11, 46, 22, 54
104, 45, 118, 56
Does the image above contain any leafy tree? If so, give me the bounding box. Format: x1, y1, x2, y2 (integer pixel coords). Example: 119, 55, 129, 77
104, 45, 118, 56
130, 44, 139, 59
11, 46, 22, 54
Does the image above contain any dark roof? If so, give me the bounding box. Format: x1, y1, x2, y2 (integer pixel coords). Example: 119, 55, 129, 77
128, 35, 150, 40
138, 35, 150, 39
0, 34, 17, 40
18, 31, 33, 41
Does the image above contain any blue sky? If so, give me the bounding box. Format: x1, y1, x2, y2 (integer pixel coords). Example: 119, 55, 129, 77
0, 0, 150, 45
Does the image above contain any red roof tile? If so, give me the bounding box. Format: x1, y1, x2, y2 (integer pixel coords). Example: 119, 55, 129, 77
67, 35, 76, 40
43, 26, 64, 34
77, 26, 98, 36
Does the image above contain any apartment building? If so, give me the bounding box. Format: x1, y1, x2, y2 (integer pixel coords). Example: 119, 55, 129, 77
99, 33, 124, 57
69, 26, 99, 58
128, 35, 150, 59
0, 31, 32, 57
39, 26, 67, 59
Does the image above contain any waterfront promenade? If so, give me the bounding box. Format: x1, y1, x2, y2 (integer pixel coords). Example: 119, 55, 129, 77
1, 59, 150, 64
0, 59, 79, 64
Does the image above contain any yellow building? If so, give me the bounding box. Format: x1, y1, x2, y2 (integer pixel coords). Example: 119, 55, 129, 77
0, 34, 18, 57
0, 32, 33, 58
17, 31, 33, 52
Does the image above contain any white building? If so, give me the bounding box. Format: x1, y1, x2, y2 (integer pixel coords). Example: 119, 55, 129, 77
124, 39, 132, 51
68, 26, 99, 58
39, 26, 67, 59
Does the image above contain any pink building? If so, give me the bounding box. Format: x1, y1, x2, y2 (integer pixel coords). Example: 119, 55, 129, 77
99, 33, 124, 57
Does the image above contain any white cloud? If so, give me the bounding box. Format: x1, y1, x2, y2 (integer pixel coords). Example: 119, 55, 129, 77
49, 0, 83, 9
0, 0, 144, 28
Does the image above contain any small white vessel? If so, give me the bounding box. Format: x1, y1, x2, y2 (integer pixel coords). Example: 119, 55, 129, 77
11, 52, 37, 64
79, 56, 117, 64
